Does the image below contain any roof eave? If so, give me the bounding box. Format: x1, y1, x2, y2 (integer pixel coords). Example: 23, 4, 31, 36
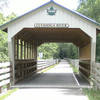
0, 0, 100, 31
53, 1, 100, 27
0, 1, 52, 31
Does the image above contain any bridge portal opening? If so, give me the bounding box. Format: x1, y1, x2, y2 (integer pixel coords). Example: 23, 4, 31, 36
12, 27, 91, 87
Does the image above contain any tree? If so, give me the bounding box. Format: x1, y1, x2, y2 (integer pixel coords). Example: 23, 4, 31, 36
38, 43, 58, 59
57, 43, 78, 59
0, 30, 8, 61
77, 0, 100, 22
96, 34, 100, 62
0, 12, 16, 62
77, 0, 100, 62
38, 43, 78, 59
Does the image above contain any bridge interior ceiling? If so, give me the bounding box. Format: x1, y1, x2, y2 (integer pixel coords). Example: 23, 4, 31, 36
14, 28, 91, 47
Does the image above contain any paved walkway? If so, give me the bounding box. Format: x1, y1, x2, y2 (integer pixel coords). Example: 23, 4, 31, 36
15, 61, 78, 88
5, 60, 88, 100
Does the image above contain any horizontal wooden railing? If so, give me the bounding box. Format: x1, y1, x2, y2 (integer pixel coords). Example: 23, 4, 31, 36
67, 58, 90, 79
0, 59, 59, 86
0, 62, 11, 93
15, 59, 37, 83
79, 60, 90, 78
15, 59, 58, 83
37, 59, 58, 70
92, 62, 100, 89
66, 58, 79, 68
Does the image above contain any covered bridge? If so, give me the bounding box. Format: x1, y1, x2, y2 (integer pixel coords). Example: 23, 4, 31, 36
0, 0, 100, 85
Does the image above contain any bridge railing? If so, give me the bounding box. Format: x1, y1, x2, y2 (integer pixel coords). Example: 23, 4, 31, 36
37, 59, 58, 70
92, 62, 100, 89
66, 58, 79, 68
0, 62, 11, 93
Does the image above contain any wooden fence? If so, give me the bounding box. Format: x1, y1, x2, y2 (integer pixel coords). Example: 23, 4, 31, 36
37, 59, 58, 70
66, 58, 79, 68
15, 59, 37, 83
0, 62, 11, 93
92, 62, 100, 89
0, 59, 58, 93
67, 58, 90, 79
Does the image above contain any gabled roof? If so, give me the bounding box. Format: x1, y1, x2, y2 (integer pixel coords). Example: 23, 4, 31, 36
0, 0, 100, 31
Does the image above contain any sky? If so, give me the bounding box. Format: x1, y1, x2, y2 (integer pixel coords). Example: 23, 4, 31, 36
1, 0, 79, 16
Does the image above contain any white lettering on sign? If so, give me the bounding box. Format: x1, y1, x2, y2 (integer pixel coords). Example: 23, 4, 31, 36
34, 23, 69, 28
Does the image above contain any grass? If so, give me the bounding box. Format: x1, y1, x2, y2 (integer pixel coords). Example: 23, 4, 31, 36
83, 88, 100, 100
40, 64, 58, 73
0, 88, 18, 100
70, 64, 79, 74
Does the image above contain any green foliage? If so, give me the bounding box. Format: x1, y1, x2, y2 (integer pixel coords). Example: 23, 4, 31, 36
96, 34, 100, 62
38, 43, 78, 59
83, 88, 100, 100
57, 43, 78, 59
0, 13, 16, 62
77, 0, 100, 22
77, 0, 100, 62
0, 30, 8, 62
38, 43, 58, 59
70, 64, 79, 74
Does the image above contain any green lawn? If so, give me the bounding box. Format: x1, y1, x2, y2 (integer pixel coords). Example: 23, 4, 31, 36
0, 88, 18, 100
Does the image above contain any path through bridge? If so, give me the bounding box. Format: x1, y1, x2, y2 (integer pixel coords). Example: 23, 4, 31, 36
5, 60, 88, 100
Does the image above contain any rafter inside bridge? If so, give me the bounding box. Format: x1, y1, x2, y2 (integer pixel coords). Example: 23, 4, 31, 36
14, 28, 91, 47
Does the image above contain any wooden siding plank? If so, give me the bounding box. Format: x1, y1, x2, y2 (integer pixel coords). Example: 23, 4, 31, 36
0, 73, 10, 81
0, 68, 10, 74
0, 79, 10, 87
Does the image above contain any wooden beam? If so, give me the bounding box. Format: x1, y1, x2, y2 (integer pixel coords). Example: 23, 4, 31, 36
24, 41, 26, 59
17, 39, 19, 59
14, 38, 16, 59
31, 43, 32, 59
20, 40, 23, 59
32, 42, 34, 58
27, 42, 28, 59
29, 42, 31, 59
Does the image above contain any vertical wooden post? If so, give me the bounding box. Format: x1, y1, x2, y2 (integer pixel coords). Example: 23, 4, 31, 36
20, 40, 23, 59
34, 42, 37, 61
29, 42, 31, 59
32, 42, 34, 58
17, 39, 19, 59
30, 43, 32, 59
24, 41, 26, 59
31, 43, 33, 59
14, 38, 16, 59
7, 83, 10, 90
27, 42, 28, 59
11, 37, 16, 85
33, 41, 37, 70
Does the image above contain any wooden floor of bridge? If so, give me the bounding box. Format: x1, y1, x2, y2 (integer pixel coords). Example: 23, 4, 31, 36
13, 60, 90, 88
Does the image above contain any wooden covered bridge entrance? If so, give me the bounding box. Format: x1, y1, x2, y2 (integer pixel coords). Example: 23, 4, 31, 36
0, 1, 100, 85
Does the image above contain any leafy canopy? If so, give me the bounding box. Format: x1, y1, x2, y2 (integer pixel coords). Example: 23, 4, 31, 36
77, 0, 100, 62
0, 12, 16, 62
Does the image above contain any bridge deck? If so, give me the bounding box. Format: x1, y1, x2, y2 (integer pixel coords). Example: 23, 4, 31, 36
13, 60, 90, 88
